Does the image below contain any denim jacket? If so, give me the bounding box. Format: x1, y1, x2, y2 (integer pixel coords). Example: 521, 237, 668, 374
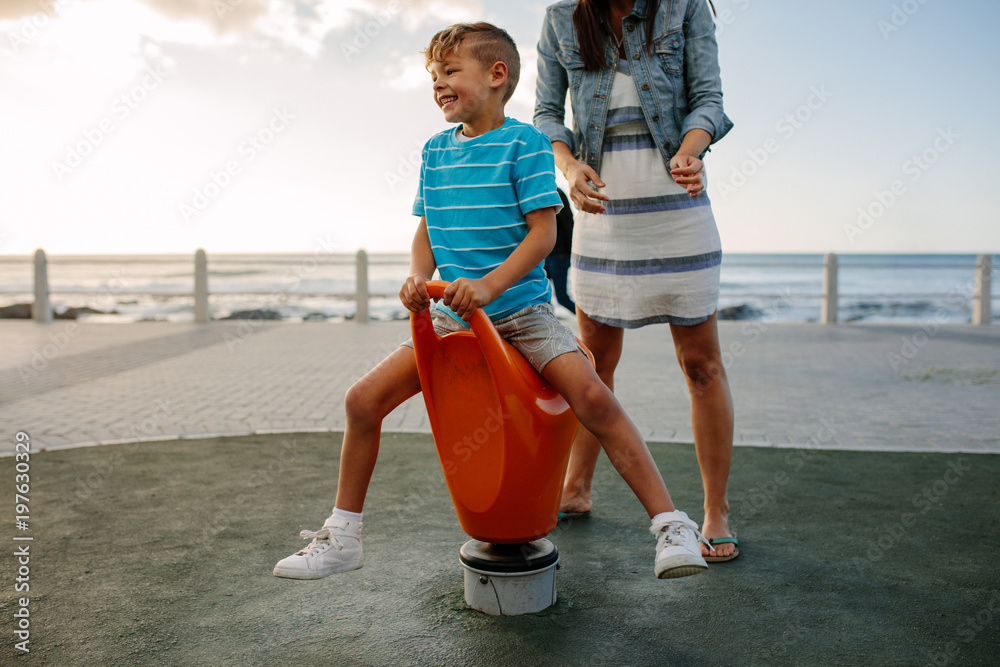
533, 0, 733, 175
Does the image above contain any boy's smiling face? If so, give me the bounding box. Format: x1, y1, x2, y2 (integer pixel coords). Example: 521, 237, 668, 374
428, 41, 505, 135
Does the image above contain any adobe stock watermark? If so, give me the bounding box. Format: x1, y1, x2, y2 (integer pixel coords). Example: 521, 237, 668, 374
17, 323, 80, 384
757, 619, 813, 662
213, 0, 246, 19
885, 268, 994, 373
717, 85, 832, 201
202, 437, 302, 538
340, 0, 402, 62
88, 268, 131, 313
60, 399, 174, 509
3, 0, 63, 56
713, 0, 754, 37
844, 126, 958, 243
850, 458, 970, 576
732, 417, 836, 521
672, 289, 794, 406
384, 139, 426, 192
877, 0, 933, 40
178, 107, 294, 224
51, 65, 170, 183
928, 589, 1000, 666
402, 407, 513, 510
886, 314, 949, 373
719, 290, 794, 367
221, 234, 346, 352
17, 268, 129, 384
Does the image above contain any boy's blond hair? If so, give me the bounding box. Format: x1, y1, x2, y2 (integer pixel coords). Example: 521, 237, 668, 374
424, 22, 520, 103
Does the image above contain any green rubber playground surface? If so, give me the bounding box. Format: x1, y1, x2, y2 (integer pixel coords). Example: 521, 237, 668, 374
2, 433, 998, 666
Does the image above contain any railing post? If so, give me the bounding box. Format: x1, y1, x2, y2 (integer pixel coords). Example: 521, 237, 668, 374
973, 254, 992, 325
821, 252, 838, 324
32, 248, 52, 323
194, 248, 209, 323
355, 249, 369, 324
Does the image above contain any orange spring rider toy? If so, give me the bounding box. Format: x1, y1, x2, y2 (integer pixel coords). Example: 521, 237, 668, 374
410, 280, 592, 544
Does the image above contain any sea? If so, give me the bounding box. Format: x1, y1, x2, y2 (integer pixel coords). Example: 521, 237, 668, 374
0, 253, 996, 324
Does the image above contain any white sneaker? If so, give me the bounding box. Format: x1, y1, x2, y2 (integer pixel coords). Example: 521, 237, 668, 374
273, 514, 363, 579
650, 510, 709, 579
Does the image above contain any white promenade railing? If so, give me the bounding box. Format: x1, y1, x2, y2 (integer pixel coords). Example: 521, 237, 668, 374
4, 249, 996, 325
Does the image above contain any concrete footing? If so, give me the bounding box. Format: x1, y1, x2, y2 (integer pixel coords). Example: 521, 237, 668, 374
459, 539, 559, 615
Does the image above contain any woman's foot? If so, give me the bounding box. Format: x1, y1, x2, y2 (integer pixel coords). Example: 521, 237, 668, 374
558, 491, 592, 516
700, 510, 736, 559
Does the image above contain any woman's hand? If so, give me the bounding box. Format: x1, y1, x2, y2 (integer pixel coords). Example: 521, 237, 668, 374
551, 140, 609, 214
670, 154, 706, 198
399, 274, 432, 313
443, 277, 495, 321
563, 158, 610, 214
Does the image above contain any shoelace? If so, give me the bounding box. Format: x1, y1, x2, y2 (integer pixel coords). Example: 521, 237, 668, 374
295, 527, 343, 555
656, 521, 715, 555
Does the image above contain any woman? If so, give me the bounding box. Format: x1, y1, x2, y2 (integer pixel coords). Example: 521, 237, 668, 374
534, 0, 738, 561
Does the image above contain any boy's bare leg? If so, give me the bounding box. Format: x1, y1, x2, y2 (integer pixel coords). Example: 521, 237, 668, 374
334, 346, 423, 513
273, 345, 421, 580
669, 313, 735, 558
543, 349, 673, 518
559, 309, 624, 514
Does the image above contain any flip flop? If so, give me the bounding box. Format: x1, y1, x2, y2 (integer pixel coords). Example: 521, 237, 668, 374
557, 510, 591, 523
703, 535, 739, 563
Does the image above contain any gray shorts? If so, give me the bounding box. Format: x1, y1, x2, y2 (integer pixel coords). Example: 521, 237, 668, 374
402, 302, 584, 373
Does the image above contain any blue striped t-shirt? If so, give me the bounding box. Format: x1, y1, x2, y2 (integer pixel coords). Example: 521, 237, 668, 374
412, 117, 563, 323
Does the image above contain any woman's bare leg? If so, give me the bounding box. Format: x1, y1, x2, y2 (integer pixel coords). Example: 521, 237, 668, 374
669, 313, 735, 557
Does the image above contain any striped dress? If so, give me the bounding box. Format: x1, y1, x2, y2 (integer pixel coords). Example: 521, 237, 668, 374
570, 59, 722, 328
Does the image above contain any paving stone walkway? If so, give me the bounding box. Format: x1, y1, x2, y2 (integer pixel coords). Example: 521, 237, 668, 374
1, 319, 997, 455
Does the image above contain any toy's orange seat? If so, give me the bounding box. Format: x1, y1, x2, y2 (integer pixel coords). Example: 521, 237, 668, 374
411, 281, 589, 544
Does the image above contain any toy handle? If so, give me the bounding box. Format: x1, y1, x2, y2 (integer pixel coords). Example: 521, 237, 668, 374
413, 279, 594, 376
415, 280, 519, 375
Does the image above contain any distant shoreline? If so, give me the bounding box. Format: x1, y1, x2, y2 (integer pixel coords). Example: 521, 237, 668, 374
1, 252, 995, 325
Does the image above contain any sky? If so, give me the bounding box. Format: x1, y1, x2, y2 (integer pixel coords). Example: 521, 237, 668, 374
1, 0, 998, 256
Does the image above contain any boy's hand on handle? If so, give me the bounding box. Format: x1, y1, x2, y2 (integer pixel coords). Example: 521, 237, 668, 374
443, 277, 495, 322
564, 158, 609, 215
400, 274, 432, 313
670, 154, 706, 198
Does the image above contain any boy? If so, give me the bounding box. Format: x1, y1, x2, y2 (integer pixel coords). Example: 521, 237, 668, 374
273, 22, 710, 581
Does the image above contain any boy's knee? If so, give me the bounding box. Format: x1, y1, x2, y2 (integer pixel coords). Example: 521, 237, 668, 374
573, 379, 617, 424
345, 381, 379, 424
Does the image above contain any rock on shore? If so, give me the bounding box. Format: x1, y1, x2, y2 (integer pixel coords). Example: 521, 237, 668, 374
0, 303, 32, 318
0, 303, 116, 319
718, 303, 765, 320
220, 309, 283, 321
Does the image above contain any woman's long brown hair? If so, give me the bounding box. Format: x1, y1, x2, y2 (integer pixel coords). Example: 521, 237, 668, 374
573, 0, 661, 71
572, 0, 716, 72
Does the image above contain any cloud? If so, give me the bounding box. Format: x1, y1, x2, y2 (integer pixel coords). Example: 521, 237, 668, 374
383, 51, 429, 91
0, 0, 59, 21
391, 0, 484, 32
1, 0, 487, 60
508, 48, 537, 114
0, 0, 261, 33
141, 0, 262, 32
130, 0, 487, 50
